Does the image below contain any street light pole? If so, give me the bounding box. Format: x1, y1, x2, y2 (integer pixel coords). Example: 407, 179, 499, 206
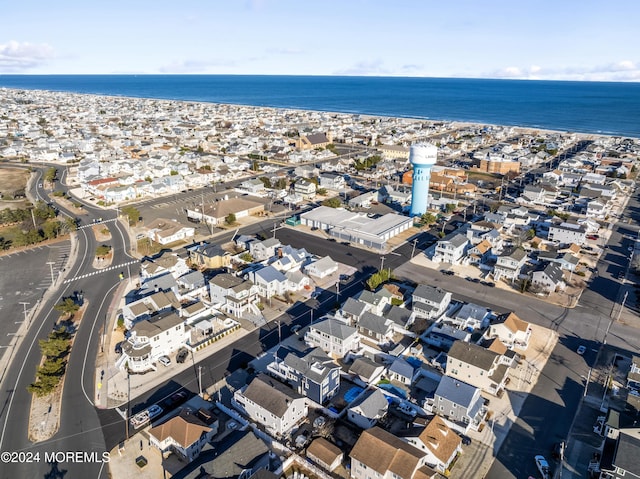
46, 261, 55, 284
19, 301, 30, 326
380, 255, 386, 272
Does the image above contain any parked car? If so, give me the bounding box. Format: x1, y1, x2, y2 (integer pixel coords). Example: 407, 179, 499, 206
577, 345, 586, 355
158, 355, 171, 367
535, 455, 551, 479
163, 390, 188, 409
176, 348, 189, 363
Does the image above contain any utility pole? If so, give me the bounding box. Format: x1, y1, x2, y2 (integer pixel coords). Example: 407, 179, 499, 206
198, 366, 203, 397
46, 261, 55, 284
380, 255, 386, 272
411, 239, 418, 259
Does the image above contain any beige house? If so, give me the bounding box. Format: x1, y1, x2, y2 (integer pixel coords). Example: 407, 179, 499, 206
403, 416, 462, 474
350, 427, 439, 479
446, 340, 512, 396
144, 218, 195, 245
148, 411, 216, 462
485, 312, 532, 350
185, 197, 265, 226
307, 437, 343, 472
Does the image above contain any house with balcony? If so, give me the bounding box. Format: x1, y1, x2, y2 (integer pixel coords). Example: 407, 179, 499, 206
233, 373, 307, 437
493, 247, 528, 283
121, 290, 181, 329
267, 346, 341, 405
337, 297, 368, 326
446, 340, 512, 396
531, 262, 565, 293
294, 179, 317, 200
245, 265, 288, 299
485, 312, 532, 350
412, 284, 452, 319
422, 323, 472, 352
432, 233, 469, 264
356, 289, 391, 316
304, 318, 360, 358
117, 311, 188, 372
208, 273, 260, 318
449, 302, 492, 331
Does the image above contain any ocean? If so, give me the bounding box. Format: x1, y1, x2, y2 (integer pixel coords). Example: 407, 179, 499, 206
0, 75, 639, 138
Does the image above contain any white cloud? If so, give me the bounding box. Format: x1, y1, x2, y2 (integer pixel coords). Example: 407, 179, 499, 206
158, 59, 236, 74
0, 40, 54, 72
480, 60, 640, 82
333, 60, 393, 76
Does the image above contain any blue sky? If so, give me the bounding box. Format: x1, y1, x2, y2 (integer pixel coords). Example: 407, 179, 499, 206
1, 0, 639, 81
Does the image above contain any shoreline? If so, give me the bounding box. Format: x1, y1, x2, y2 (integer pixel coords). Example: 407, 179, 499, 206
0, 85, 636, 140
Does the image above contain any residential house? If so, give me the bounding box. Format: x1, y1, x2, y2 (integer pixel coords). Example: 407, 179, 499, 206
450, 303, 492, 331
412, 284, 452, 319
267, 347, 341, 405
306, 437, 344, 472
304, 256, 338, 279
432, 233, 469, 264
144, 218, 195, 245
358, 312, 395, 344
485, 312, 532, 350
531, 262, 565, 293
304, 318, 360, 358
294, 179, 317, 200
237, 178, 267, 196
347, 388, 389, 429
349, 357, 386, 385
598, 428, 640, 479
319, 173, 346, 191
269, 245, 309, 272
626, 356, 640, 395
548, 222, 587, 245
246, 265, 288, 299
389, 357, 416, 385
148, 410, 217, 462
208, 273, 260, 317
356, 289, 391, 316
142, 250, 191, 279
350, 427, 438, 479
338, 297, 368, 326
187, 242, 231, 270
446, 340, 511, 396
428, 375, 485, 431
285, 270, 310, 292
422, 323, 472, 352
176, 429, 271, 479
493, 247, 528, 282
117, 311, 187, 372
466, 239, 492, 265
233, 373, 308, 437
250, 238, 282, 262
121, 290, 180, 329
537, 250, 579, 272
402, 415, 463, 474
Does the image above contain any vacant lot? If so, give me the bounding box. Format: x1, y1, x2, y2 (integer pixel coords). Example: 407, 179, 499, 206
0, 167, 31, 209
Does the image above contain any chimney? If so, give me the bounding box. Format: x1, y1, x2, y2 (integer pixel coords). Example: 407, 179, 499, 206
154, 284, 159, 293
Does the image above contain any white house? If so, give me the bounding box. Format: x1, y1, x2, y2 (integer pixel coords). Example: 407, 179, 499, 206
233, 374, 308, 437
304, 318, 360, 358
304, 256, 338, 279
433, 234, 469, 264
117, 311, 188, 372
485, 312, 532, 350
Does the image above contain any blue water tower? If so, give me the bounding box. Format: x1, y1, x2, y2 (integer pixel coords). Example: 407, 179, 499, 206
409, 143, 438, 216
